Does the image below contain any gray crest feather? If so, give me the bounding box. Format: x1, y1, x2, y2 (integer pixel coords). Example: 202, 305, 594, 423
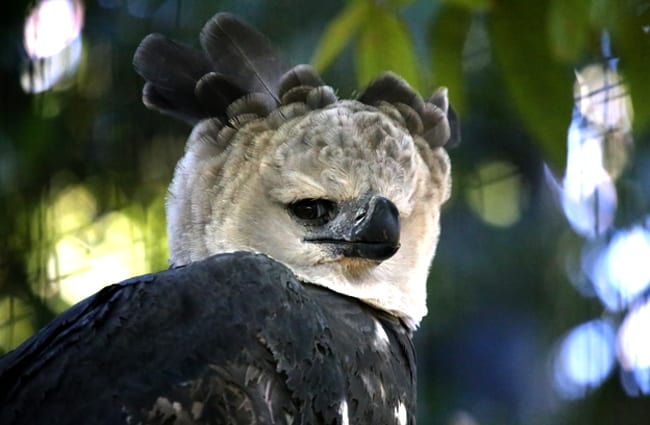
280, 86, 313, 106
134, 33, 213, 124
427, 88, 460, 147
305, 86, 337, 109
359, 73, 459, 149
446, 103, 461, 148
134, 12, 458, 146
195, 72, 246, 118
199, 13, 287, 105
226, 93, 277, 119
278, 65, 325, 98
358, 73, 424, 113
278, 65, 334, 108
134, 13, 291, 125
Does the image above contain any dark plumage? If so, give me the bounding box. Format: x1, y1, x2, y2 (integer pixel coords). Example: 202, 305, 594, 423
0, 253, 415, 425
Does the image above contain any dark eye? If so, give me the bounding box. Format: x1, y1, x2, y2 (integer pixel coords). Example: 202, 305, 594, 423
289, 199, 336, 224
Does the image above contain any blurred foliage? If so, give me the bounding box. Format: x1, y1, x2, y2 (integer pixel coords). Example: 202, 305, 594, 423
357, 2, 421, 90
313, 0, 649, 168
1, 0, 650, 424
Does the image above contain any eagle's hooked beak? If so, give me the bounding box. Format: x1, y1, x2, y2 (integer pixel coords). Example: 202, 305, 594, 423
307, 195, 401, 261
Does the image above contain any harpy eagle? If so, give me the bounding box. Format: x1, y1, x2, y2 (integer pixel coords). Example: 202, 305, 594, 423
0, 13, 456, 425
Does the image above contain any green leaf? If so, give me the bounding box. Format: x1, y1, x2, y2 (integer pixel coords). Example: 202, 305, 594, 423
356, 5, 421, 92
489, 0, 572, 168
311, 0, 369, 72
429, 4, 472, 112
547, 0, 590, 62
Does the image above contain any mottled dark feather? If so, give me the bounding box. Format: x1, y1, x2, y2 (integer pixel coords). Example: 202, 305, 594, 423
0, 253, 415, 425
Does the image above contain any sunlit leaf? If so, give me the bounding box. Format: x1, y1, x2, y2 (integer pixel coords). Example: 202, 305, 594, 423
547, 0, 590, 62
311, 0, 368, 72
466, 160, 524, 227
429, 4, 471, 112
439, 0, 491, 12
489, 0, 572, 167
356, 5, 421, 91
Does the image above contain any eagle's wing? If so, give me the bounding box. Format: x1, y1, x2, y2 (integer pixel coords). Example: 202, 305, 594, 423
0, 252, 415, 425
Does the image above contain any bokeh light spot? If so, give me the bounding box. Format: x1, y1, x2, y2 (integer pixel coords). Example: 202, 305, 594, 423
45, 185, 149, 305
24, 0, 84, 59
21, 0, 84, 94
466, 160, 524, 228
552, 319, 615, 399
617, 299, 650, 395
583, 225, 650, 311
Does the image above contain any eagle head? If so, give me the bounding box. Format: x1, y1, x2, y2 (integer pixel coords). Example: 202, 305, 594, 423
166, 73, 453, 328
135, 14, 456, 328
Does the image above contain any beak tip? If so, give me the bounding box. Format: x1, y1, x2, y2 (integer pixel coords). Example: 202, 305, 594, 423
347, 196, 401, 260
305, 195, 402, 262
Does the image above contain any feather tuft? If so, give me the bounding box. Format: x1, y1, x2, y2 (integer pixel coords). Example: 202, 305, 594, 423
134, 14, 290, 125
278, 65, 325, 99
359, 73, 459, 148
195, 72, 246, 118
134, 33, 213, 124
200, 13, 287, 105
358, 73, 424, 114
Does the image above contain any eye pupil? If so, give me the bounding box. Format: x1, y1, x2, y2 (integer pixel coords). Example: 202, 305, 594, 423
290, 199, 334, 222
297, 203, 318, 219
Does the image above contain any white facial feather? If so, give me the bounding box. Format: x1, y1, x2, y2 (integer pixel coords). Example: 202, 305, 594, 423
167, 94, 451, 328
